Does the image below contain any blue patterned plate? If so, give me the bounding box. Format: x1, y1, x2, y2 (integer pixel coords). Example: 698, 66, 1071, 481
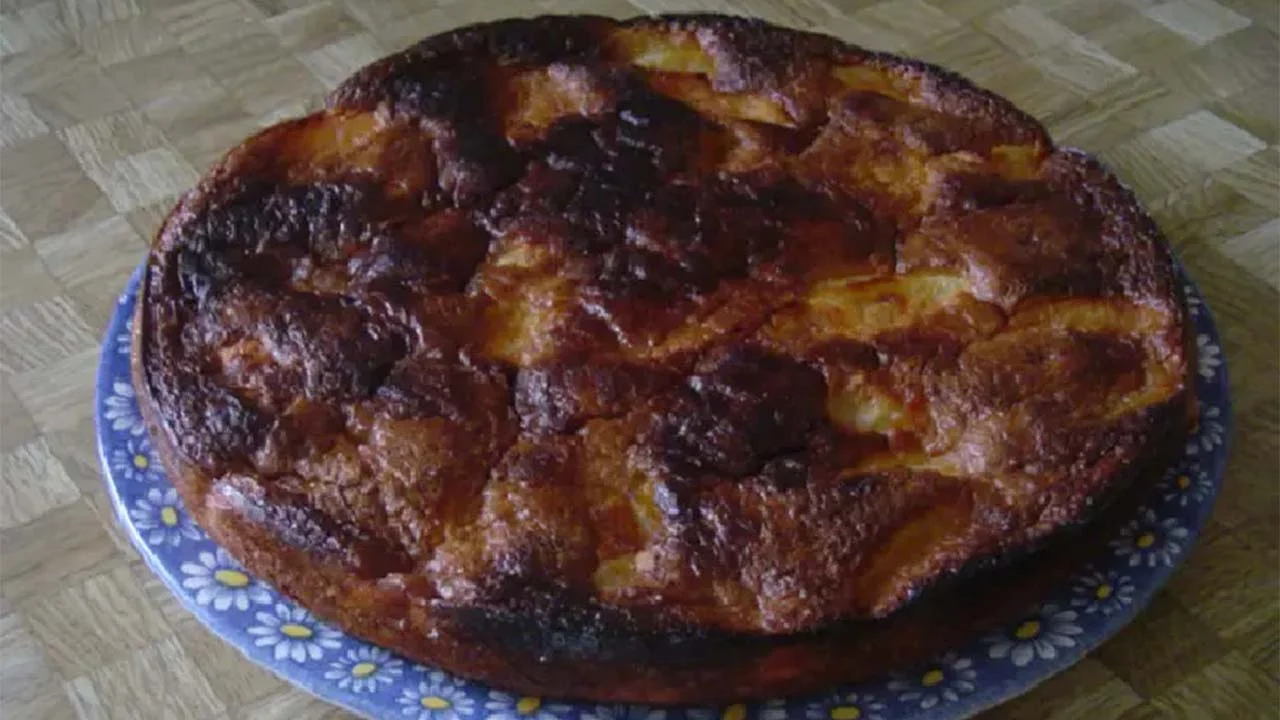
98, 263, 1230, 720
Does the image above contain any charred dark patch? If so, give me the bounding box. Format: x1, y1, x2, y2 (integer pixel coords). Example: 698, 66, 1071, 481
177, 182, 373, 261
536, 75, 714, 189
384, 62, 491, 122
349, 210, 489, 295
757, 454, 810, 489
432, 125, 525, 207
272, 294, 408, 401
148, 360, 272, 473
333, 56, 525, 207
436, 587, 748, 667
644, 346, 827, 479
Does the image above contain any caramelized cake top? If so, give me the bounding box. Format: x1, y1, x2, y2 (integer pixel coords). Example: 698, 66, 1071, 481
136, 14, 1189, 635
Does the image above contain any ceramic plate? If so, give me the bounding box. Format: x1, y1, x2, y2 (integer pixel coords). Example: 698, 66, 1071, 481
98, 262, 1230, 720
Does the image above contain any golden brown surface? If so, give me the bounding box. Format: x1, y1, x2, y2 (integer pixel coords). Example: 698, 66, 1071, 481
1, 0, 1276, 717
126, 12, 1196, 702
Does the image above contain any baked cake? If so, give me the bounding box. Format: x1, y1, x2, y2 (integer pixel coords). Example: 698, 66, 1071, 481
131, 14, 1194, 703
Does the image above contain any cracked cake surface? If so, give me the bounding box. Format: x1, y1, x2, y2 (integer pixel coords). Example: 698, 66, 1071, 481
132, 13, 1193, 702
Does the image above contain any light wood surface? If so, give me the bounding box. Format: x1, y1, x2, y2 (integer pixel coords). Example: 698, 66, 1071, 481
0, 0, 1276, 718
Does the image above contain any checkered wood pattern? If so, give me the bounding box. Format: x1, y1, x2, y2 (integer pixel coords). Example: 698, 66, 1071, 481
0, 0, 1275, 718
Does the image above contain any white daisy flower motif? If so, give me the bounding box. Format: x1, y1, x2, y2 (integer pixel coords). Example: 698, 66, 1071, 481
984, 604, 1083, 667
1184, 284, 1201, 314
1160, 467, 1214, 508
110, 436, 159, 483
399, 671, 477, 719
758, 699, 794, 720
685, 704, 751, 720
888, 652, 976, 710
248, 603, 343, 663
582, 705, 666, 720
180, 548, 272, 611
324, 646, 403, 693
804, 690, 886, 720
483, 691, 573, 720
1111, 508, 1189, 568
1186, 405, 1226, 455
115, 330, 132, 356
103, 380, 146, 436
129, 487, 202, 546
1196, 334, 1222, 380
1070, 568, 1136, 616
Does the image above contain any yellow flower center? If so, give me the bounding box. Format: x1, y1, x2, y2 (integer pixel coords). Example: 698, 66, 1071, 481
1176, 474, 1191, 489
722, 704, 746, 720
214, 569, 249, 588
1095, 584, 1113, 599
132, 454, 149, 469
921, 669, 944, 687
517, 697, 541, 715
1015, 620, 1041, 639
421, 696, 450, 710
280, 623, 313, 639
160, 506, 179, 527
351, 662, 377, 678
830, 706, 862, 720
1136, 532, 1157, 549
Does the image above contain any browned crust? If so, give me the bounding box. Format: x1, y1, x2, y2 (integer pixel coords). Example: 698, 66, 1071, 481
132, 13, 1194, 703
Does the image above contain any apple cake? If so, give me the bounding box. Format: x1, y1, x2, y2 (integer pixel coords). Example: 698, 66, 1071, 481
131, 13, 1194, 703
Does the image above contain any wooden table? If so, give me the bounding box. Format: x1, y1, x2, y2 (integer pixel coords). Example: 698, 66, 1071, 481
1, 0, 1275, 718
